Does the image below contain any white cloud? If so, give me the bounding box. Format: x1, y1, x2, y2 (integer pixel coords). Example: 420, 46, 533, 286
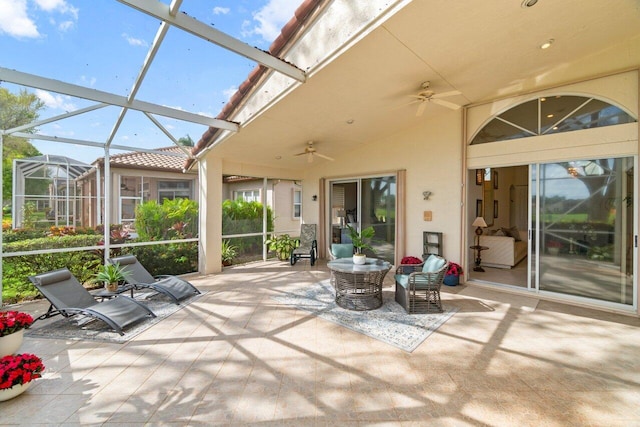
212, 6, 230, 15
34, 0, 78, 20
251, 0, 300, 42
0, 0, 78, 39
223, 86, 238, 101
35, 89, 76, 111
57, 19, 73, 31
122, 32, 148, 47
0, 0, 40, 38
79, 75, 97, 87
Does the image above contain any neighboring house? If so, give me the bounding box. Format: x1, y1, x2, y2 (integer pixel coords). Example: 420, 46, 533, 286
223, 176, 302, 235
76, 146, 198, 229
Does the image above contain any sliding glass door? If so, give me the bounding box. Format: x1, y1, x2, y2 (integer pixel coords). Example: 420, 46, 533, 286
531, 157, 635, 306
330, 175, 396, 263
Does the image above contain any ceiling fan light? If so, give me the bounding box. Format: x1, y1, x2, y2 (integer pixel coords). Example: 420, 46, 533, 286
521, 0, 538, 7
540, 38, 554, 49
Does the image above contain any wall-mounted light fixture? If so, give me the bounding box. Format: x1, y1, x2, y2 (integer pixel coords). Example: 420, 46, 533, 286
312, 195, 318, 201
423, 191, 432, 200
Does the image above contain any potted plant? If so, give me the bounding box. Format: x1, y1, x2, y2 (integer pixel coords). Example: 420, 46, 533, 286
547, 240, 562, 255
93, 263, 130, 292
221, 239, 237, 266
0, 353, 45, 401
346, 224, 375, 265
265, 234, 298, 261
0, 311, 34, 357
397, 256, 424, 274
444, 262, 463, 286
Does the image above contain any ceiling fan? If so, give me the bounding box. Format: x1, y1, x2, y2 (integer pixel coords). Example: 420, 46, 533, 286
408, 81, 462, 116
294, 141, 334, 163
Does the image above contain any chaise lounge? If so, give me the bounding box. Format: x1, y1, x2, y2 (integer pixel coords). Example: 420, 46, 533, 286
29, 268, 156, 335
108, 254, 201, 304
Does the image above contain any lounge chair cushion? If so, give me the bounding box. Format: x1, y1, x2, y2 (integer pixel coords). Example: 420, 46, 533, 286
331, 243, 354, 259
422, 255, 446, 273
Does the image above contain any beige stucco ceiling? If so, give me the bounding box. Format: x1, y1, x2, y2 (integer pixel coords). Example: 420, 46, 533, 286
210, 0, 640, 173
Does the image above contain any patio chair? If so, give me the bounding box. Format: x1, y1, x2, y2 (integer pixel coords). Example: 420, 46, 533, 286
329, 243, 354, 260
108, 254, 201, 304
28, 268, 155, 336
290, 224, 318, 266
394, 254, 448, 313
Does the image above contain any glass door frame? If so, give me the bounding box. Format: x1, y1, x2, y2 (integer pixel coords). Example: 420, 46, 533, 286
529, 157, 638, 312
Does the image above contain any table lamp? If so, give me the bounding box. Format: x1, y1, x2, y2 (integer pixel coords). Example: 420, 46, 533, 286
472, 216, 488, 246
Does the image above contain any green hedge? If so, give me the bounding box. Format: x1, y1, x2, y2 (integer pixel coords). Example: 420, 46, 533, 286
118, 242, 198, 276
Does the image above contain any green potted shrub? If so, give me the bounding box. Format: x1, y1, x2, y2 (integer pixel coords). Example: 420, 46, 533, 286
221, 239, 237, 266
346, 224, 375, 264
265, 234, 298, 261
93, 263, 130, 292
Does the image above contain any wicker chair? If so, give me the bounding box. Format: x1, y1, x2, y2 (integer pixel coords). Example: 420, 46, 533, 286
394, 255, 448, 313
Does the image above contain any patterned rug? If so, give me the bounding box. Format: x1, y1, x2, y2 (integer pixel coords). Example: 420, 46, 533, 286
25, 292, 204, 344
272, 280, 457, 352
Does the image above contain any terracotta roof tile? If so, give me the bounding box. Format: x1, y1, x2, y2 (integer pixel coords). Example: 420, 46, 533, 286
97, 146, 191, 172
186, 0, 325, 170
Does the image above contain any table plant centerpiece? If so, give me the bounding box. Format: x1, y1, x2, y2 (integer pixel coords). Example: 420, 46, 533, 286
0, 311, 34, 357
0, 353, 45, 401
346, 224, 375, 265
93, 263, 131, 293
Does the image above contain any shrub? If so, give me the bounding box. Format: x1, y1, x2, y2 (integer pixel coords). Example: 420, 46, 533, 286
135, 198, 198, 241
119, 242, 198, 276
222, 199, 273, 256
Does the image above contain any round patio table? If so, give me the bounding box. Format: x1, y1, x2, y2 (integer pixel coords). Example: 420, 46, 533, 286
327, 258, 392, 311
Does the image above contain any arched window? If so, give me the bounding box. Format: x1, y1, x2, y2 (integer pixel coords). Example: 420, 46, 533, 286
470, 95, 636, 145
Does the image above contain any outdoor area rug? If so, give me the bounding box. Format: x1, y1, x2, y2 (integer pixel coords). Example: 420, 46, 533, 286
25, 291, 205, 344
272, 280, 458, 352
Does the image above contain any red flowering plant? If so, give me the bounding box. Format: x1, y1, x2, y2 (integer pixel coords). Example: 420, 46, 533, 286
0, 353, 45, 390
398, 256, 424, 274
0, 311, 34, 338
400, 256, 423, 265
446, 262, 464, 277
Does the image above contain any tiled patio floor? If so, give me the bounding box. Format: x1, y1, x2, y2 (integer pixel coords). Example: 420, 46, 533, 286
2, 260, 640, 426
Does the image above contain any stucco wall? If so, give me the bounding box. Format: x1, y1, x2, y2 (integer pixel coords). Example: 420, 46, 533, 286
301, 109, 463, 263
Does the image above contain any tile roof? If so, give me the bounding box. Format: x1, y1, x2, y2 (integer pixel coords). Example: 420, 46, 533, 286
187, 0, 325, 170
96, 146, 192, 173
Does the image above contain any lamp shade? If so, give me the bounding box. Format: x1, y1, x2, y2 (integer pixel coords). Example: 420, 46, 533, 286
472, 216, 488, 228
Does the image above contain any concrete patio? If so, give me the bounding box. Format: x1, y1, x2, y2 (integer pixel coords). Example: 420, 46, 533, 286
2, 260, 640, 426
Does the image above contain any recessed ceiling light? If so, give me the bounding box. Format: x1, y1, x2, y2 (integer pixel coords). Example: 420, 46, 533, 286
547, 114, 554, 118
346, 119, 355, 124
275, 156, 282, 160
521, 0, 538, 7
540, 38, 554, 49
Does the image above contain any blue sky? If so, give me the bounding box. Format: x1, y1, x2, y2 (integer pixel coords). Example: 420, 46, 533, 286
0, 0, 301, 163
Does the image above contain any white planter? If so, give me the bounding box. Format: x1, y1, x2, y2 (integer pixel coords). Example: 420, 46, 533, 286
353, 254, 366, 265
0, 329, 24, 357
0, 381, 31, 402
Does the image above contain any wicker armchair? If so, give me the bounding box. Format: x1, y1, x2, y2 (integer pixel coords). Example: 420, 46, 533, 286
394, 255, 448, 313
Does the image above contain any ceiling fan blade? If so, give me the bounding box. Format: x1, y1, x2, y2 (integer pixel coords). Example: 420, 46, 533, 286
294, 151, 307, 156
307, 152, 313, 163
431, 98, 461, 110
416, 100, 427, 116
432, 90, 462, 99
314, 152, 334, 161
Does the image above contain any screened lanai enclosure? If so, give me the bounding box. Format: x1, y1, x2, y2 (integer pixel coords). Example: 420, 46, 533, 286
12, 155, 92, 229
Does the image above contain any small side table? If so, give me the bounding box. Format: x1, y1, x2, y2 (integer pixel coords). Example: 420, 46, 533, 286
94, 285, 134, 301
469, 245, 489, 272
